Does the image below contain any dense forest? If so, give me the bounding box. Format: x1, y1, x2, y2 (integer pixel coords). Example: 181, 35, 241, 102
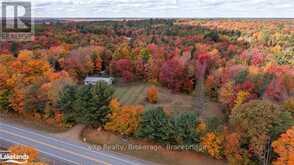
0, 19, 293, 165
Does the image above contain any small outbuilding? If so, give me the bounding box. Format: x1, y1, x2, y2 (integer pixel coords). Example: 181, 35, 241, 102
84, 76, 113, 85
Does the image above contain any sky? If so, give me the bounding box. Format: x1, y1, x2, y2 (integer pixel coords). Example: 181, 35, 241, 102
2, 0, 294, 18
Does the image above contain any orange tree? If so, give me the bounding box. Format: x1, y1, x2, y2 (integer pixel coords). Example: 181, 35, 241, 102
105, 102, 144, 136
272, 126, 294, 165
8, 144, 48, 164
201, 132, 224, 159
146, 86, 158, 104
8, 145, 39, 162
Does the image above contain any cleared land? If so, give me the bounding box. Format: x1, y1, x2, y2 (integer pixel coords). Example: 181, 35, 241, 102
113, 83, 193, 114
113, 82, 224, 119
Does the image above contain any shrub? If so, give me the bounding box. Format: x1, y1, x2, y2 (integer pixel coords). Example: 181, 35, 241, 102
146, 86, 158, 104
136, 107, 173, 143
105, 105, 144, 135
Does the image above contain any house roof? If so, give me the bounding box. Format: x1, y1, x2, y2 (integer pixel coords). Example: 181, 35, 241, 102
84, 77, 112, 82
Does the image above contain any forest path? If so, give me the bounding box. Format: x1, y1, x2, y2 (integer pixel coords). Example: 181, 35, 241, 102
193, 79, 225, 120
193, 80, 208, 118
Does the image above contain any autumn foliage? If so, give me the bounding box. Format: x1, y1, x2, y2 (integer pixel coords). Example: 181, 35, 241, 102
8, 145, 39, 162
201, 132, 224, 159
0, 19, 293, 164
272, 126, 294, 165
146, 86, 158, 103
105, 99, 144, 135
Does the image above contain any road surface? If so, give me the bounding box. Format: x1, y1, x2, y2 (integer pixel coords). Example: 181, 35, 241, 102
0, 122, 156, 165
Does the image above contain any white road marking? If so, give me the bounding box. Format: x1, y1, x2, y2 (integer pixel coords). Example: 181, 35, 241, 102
0, 137, 80, 165
0, 129, 111, 165
1, 123, 141, 165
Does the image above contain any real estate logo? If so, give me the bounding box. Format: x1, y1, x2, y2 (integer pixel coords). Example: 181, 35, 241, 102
0, 151, 29, 164
1, 1, 34, 41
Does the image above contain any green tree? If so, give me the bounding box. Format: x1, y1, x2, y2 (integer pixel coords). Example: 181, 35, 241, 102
136, 107, 174, 143
10, 42, 18, 57
24, 85, 47, 114
58, 82, 114, 126
171, 112, 200, 145
0, 90, 11, 111
58, 85, 77, 123
140, 48, 150, 63
229, 100, 294, 164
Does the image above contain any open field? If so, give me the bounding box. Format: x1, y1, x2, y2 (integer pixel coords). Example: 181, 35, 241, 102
113, 83, 224, 119
113, 83, 194, 113
113, 83, 149, 105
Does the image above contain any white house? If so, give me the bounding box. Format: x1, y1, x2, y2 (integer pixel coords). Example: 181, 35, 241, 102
84, 76, 113, 85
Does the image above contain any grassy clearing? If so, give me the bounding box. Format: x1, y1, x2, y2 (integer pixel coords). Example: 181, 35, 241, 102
113, 82, 224, 120
113, 83, 194, 114
113, 83, 148, 105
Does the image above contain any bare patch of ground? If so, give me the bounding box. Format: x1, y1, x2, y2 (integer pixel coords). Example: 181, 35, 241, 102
53, 124, 85, 141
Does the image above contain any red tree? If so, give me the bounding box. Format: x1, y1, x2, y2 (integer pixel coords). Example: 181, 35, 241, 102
159, 59, 185, 92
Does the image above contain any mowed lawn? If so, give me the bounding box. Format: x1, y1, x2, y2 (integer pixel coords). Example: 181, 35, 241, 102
113, 83, 194, 114
113, 83, 148, 105
113, 82, 224, 119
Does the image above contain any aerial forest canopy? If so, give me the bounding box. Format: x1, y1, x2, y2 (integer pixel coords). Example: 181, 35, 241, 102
0, 19, 293, 165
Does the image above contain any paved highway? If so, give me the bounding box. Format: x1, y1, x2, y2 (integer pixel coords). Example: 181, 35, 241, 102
0, 122, 155, 165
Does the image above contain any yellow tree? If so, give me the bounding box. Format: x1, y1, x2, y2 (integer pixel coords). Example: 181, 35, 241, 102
7, 51, 52, 113
201, 132, 224, 159
233, 90, 250, 108
105, 103, 144, 135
